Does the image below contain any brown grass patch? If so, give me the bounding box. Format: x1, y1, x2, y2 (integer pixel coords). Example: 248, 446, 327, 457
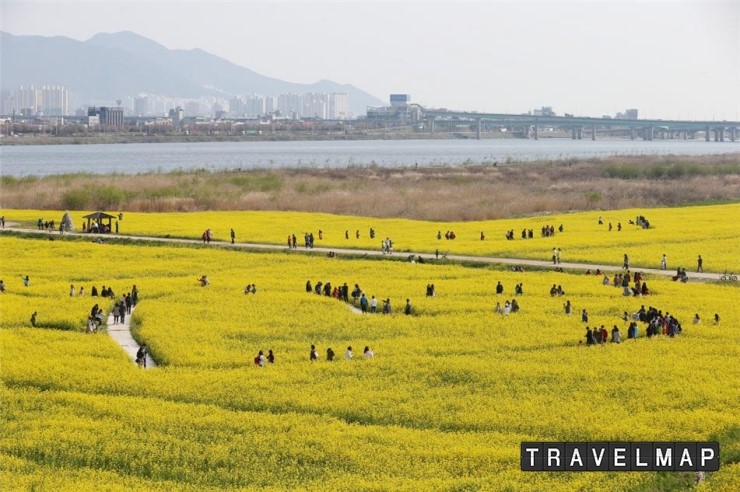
1, 154, 738, 220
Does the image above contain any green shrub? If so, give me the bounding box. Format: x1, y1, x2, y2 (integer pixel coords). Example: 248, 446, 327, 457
93, 185, 127, 209
61, 189, 90, 210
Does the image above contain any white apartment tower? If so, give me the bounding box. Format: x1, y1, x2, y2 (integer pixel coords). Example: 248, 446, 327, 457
11, 85, 68, 116
329, 93, 349, 120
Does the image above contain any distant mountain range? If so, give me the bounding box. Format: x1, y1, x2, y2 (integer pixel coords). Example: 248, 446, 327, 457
0, 31, 384, 115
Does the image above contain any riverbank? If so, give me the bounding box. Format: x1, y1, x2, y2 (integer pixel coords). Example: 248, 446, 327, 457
0, 131, 516, 146
2, 154, 738, 220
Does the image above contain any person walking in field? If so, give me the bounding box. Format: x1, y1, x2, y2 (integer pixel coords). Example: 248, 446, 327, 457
611, 326, 621, 343
230, 228, 235, 244
310, 344, 319, 362
345, 346, 353, 360
581, 309, 589, 323
326, 347, 335, 361
267, 349, 275, 364
30, 311, 37, 327
370, 295, 378, 313
623, 254, 630, 270
564, 300, 571, 315
585, 327, 595, 345
136, 344, 148, 368
661, 254, 667, 270
21, 275, 30, 287
254, 350, 265, 367
69, 284, 75, 297
404, 299, 412, 315
697, 255, 703, 272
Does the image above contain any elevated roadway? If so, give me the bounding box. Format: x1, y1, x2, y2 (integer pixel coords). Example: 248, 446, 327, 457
420, 109, 740, 141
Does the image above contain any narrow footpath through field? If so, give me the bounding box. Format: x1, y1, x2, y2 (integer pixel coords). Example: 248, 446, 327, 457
105, 305, 156, 368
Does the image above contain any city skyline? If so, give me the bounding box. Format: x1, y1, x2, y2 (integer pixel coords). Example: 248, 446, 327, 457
2, 0, 738, 121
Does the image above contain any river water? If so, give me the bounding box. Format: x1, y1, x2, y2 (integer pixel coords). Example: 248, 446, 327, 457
0, 138, 737, 177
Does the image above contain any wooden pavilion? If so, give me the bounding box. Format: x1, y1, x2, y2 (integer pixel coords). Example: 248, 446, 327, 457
83, 212, 116, 233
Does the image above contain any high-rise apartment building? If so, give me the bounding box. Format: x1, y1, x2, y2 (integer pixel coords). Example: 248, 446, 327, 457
10, 85, 68, 116
38, 86, 68, 115
15, 86, 40, 115
184, 101, 201, 117
133, 96, 149, 116
277, 93, 302, 118
329, 93, 349, 119
301, 93, 328, 119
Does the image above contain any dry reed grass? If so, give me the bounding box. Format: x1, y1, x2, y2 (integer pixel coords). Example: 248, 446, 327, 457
2, 154, 738, 220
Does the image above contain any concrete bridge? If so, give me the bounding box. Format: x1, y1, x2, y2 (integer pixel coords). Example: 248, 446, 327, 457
420, 109, 740, 142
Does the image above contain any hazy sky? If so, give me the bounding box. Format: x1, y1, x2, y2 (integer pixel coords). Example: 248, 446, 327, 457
3, 1, 738, 120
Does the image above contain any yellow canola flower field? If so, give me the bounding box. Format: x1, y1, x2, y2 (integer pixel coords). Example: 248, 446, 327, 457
0, 222, 739, 489
4, 202, 740, 272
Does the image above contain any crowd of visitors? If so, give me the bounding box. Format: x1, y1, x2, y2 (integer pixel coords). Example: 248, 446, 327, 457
299, 343, 374, 364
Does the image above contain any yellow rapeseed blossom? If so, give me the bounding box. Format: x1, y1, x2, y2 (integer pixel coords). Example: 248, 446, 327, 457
0, 204, 738, 489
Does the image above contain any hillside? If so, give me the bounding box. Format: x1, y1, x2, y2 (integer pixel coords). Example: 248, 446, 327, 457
0, 31, 384, 115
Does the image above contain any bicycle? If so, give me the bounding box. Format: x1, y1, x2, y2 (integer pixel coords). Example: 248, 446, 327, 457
719, 271, 738, 282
